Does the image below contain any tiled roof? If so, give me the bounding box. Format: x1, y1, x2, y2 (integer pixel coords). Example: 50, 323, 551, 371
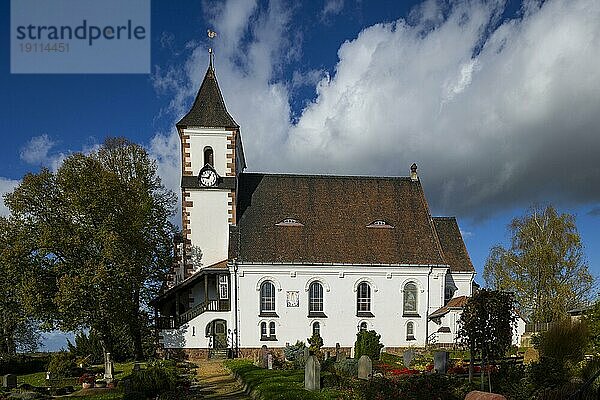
176, 65, 239, 129
433, 217, 475, 272
429, 296, 469, 319
233, 173, 449, 266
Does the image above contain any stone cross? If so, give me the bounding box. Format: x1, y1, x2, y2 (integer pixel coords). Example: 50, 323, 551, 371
357, 355, 373, 380
403, 349, 415, 368
267, 354, 273, 370
104, 352, 114, 381
304, 355, 321, 391
2, 374, 16, 389
434, 351, 449, 374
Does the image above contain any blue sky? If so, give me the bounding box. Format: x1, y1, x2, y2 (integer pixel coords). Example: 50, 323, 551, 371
2, 0, 600, 350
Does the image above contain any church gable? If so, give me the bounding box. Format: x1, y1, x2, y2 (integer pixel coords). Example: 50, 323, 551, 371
232, 173, 448, 266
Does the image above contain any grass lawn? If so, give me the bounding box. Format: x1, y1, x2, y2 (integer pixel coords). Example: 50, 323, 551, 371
225, 359, 341, 400
16, 362, 144, 399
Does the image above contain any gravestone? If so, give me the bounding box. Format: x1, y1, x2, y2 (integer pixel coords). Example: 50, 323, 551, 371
260, 345, 268, 368
2, 374, 16, 389
403, 349, 415, 367
324, 351, 330, 361
357, 355, 373, 380
104, 352, 114, 381
434, 351, 449, 374
335, 343, 340, 361
304, 355, 321, 391
523, 348, 539, 364
303, 347, 310, 362
45, 371, 52, 381
267, 354, 273, 370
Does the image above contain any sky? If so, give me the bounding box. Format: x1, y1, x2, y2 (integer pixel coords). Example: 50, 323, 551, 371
1, 0, 600, 350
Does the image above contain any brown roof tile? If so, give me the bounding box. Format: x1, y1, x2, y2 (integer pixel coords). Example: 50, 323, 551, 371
433, 217, 475, 272
234, 173, 448, 265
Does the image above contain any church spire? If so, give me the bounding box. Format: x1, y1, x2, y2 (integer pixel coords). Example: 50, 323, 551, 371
176, 40, 238, 129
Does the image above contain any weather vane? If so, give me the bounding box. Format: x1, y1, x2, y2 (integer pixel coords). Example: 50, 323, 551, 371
207, 29, 217, 67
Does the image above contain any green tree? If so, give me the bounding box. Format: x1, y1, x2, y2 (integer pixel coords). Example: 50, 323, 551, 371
354, 330, 384, 360
484, 205, 594, 324
0, 217, 41, 354
458, 289, 515, 390
4, 138, 176, 361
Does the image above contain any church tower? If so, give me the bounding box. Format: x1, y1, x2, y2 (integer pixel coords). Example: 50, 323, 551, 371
175, 52, 245, 280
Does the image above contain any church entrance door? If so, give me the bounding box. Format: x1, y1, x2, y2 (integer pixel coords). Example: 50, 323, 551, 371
212, 320, 227, 350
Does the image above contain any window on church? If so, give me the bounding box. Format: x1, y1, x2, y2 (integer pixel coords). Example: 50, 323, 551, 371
269, 322, 276, 337
260, 281, 276, 316
275, 218, 304, 227
403, 283, 418, 316
406, 321, 415, 340
219, 275, 229, 300
366, 220, 394, 228
260, 322, 267, 339
312, 321, 320, 336
308, 281, 324, 317
359, 321, 368, 332
356, 282, 373, 317
444, 284, 455, 305
204, 146, 214, 166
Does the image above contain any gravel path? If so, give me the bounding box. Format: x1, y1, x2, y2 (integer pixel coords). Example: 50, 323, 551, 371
190, 359, 250, 399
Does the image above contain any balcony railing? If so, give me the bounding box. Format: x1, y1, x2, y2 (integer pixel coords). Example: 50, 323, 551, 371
157, 298, 230, 329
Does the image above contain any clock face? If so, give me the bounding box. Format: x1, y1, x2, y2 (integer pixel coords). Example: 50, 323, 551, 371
200, 169, 218, 187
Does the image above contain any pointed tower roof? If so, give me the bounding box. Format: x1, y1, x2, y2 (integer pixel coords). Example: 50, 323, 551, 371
176, 56, 239, 129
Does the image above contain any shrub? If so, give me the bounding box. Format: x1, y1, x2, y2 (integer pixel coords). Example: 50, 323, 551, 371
123, 391, 146, 400
283, 341, 307, 369
128, 360, 181, 397
47, 352, 76, 378
307, 333, 323, 357
354, 330, 384, 361
335, 358, 358, 377
0, 354, 49, 375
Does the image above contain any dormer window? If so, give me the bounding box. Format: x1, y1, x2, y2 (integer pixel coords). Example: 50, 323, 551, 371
366, 220, 394, 228
276, 218, 304, 227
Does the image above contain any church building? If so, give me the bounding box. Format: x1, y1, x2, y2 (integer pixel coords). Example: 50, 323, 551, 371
153, 54, 476, 359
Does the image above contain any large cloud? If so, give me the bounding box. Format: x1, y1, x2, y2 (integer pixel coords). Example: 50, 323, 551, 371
152, 0, 600, 219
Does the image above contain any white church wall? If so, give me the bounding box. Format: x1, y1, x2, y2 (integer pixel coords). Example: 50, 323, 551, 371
160, 311, 233, 349
184, 128, 231, 176
187, 189, 230, 268
233, 264, 455, 350
449, 272, 474, 298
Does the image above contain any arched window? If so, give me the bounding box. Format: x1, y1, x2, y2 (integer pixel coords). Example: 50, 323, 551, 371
356, 282, 372, 316
204, 146, 214, 166
406, 321, 415, 340
403, 282, 418, 315
260, 281, 276, 314
312, 321, 320, 336
359, 321, 368, 332
308, 281, 324, 315
260, 322, 267, 339
269, 322, 276, 337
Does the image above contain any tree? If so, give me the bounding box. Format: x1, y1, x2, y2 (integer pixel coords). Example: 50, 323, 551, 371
4, 138, 177, 361
458, 289, 515, 390
0, 217, 42, 354
354, 330, 384, 361
483, 205, 594, 324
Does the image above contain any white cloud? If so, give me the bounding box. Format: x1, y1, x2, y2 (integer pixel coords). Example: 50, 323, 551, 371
151, 0, 600, 220
20, 134, 66, 171
321, 0, 344, 21
0, 177, 19, 217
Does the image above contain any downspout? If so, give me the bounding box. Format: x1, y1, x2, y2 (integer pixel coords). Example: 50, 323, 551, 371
425, 266, 432, 346
234, 260, 239, 358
